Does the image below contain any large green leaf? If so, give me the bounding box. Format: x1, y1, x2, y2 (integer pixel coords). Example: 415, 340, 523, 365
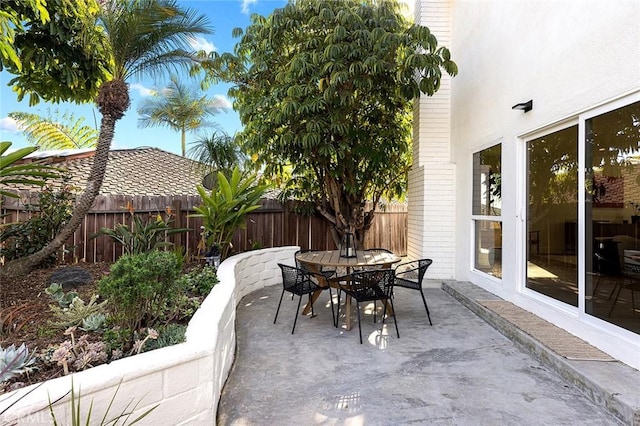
0, 141, 61, 199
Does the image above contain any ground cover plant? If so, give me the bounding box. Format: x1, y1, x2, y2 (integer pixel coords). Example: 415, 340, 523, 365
0, 256, 218, 394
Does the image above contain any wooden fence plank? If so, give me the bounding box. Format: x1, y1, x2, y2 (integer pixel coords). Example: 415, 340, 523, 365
1, 194, 407, 263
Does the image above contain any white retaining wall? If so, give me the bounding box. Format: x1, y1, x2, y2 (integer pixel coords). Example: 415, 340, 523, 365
0, 246, 298, 425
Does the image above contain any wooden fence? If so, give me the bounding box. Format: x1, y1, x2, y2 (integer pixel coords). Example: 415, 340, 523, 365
1, 192, 407, 264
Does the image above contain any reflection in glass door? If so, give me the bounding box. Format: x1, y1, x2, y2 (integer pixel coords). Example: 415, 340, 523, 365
526, 126, 579, 306
585, 101, 640, 334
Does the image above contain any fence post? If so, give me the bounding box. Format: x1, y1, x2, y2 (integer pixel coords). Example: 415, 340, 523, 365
172, 199, 183, 250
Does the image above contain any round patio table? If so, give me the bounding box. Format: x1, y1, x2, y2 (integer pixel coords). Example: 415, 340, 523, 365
296, 249, 401, 330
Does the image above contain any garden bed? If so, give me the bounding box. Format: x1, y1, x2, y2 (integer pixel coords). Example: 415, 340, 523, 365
0, 259, 208, 393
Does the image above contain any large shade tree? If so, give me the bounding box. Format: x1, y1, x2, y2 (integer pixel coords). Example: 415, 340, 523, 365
1, 0, 212, 277
199, 0, 457, 246
137, 75, 224, 156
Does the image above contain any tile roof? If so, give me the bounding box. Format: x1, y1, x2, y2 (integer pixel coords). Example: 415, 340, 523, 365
21, 147, 206, 196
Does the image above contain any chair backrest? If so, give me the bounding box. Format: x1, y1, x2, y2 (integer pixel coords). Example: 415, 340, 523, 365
594, 249, 621, 275
295, 249, 327, 279
278, 263, 309, 290
395, 259, 433, 283
350, 269, 395, 298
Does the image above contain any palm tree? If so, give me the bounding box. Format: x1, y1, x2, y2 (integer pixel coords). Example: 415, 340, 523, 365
138, 75, 224, 156
2, 0, 212, 277
9, 110, 98, 150
187, 131, 247, 180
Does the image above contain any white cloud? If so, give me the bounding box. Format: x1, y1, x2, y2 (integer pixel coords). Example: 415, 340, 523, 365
0, 116, 20, 132
130, 83, 155, 97
241, 0, 258, 14
189, 36, 216, 54
211, 95, 233, 110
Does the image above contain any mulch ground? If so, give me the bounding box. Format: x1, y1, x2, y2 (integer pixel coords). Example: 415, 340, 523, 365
0, 262, 112, 391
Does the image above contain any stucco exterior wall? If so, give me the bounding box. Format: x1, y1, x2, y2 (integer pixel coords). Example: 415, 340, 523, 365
414, 0, 640, 369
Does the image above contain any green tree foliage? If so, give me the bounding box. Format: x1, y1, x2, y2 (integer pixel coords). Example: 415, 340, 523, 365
138, 75, 224, 157
9, 111, 98, 150
2, 0, 212, 277
1, 183, 76, 265
0, 0, 109, 105
201, 0, 457, 245
187, 131, 248, 179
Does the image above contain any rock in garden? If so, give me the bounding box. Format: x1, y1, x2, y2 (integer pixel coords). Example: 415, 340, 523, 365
49, 266, 93, 290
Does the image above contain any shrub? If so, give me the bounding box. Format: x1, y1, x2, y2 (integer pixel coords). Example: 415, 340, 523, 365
190, 166, 268, 259
142, 324, 186, 352
93, 205, 189, 256
0, 182, 75, 265
98, 251, 185, 334
182, 265, 219, 296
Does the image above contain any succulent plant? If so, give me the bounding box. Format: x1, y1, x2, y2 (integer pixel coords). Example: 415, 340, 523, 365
81, 313, 107, 331
49, 294, 108, 329
45, 283, 78, 308
0, 343, 37, 382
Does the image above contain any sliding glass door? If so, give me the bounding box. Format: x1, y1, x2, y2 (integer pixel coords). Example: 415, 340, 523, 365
525, 99, 640, 335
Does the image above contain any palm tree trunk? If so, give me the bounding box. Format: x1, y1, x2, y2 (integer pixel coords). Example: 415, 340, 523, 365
181, 128, 186, 157
1, 113, 117, 278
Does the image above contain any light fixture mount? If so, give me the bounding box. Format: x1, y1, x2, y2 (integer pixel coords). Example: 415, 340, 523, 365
512, 99, 533, 113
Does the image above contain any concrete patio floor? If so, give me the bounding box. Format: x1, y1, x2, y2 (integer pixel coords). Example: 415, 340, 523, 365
217, 280, 636, 425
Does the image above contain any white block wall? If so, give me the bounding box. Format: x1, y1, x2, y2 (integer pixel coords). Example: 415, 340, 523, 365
408, 0, 456, 279
0, 246, 298, 425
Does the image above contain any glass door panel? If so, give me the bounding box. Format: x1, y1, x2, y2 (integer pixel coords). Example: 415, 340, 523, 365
526, 126, 579, 306
585, 101, 640, 333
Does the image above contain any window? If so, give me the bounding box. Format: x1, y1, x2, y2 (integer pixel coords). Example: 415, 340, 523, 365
526, 125, 579, 306
472, 144, 502, 278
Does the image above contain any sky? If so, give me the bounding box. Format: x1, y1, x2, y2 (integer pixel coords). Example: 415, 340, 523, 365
0, 0, 288, 156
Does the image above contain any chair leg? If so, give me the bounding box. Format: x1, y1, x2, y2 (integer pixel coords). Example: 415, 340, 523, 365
328, 288, 336, 327
419, 288, 433, 326
335, 290, 341, 328
382, 298, 400, 339
607, 284, 623, 317
390, 298, 399, 339
274, 289, 285, 324
292, 295, 304, 334
356, 301, 363, 344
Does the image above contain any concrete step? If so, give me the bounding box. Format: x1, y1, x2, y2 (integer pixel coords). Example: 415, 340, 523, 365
442, 281, 640, 426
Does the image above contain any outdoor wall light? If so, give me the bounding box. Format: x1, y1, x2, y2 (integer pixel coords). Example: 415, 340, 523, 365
512, 99, 533, 113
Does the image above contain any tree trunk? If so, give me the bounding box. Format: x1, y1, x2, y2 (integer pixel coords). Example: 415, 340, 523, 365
1, 113, 118, 278
181, 128, 186, 157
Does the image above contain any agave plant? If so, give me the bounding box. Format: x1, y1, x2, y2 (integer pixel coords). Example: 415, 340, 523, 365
0, 141, 61, 199
0, 343, 37, 382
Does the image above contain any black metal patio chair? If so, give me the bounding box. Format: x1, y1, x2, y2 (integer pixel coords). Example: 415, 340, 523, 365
336, 269, 398, 344
393, 259, 434, 325
295, 249, 337, 281
275, 263, 335, 334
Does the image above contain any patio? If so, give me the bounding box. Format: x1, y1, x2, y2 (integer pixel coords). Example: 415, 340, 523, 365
217, 278, 638, 425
